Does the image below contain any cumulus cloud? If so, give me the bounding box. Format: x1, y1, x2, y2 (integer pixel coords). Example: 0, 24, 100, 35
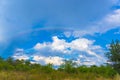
13, 36, 105, 66
13, 48, 29, 60
32, 56, 64, 66
13, 48, 64, 66
34, 36, 103, 57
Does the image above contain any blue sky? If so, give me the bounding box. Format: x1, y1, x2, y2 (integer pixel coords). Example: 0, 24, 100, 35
0, 0, 120, 66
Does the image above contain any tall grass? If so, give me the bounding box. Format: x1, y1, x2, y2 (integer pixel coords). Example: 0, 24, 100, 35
0, 71, 119, 80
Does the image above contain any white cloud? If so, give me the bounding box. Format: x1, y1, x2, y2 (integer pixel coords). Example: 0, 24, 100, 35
51, 36, 69, 53
34, 43, 49, 50
13, 48, 64, 65
70, 38, 93, 50
33, 36, 103, 57
34, 36, 70, 54
75, 55, 101, 66
13, 36, 105, 66
13, 48, 29, 60
13, 55, 29, 60
32, 56, 64, 66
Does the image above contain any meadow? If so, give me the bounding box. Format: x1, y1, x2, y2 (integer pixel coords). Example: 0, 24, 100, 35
0, 71, 120, 80
0, 57, 119, 80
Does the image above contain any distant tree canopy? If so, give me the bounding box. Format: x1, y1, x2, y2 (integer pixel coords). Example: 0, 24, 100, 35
106, 40, 120, 73
0, 56, 117, 77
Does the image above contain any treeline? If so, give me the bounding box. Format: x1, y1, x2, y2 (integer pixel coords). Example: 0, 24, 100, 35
0, 57, 117, 78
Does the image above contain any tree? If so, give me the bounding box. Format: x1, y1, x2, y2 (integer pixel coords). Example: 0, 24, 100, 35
106, 40, 120, 73
6, 57, 14, 65
42, 63, 54, 73
59, 59, 76, 73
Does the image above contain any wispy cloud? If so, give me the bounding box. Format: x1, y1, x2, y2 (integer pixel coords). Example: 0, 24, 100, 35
97, 9, 120, 33
64, 9, 120, 37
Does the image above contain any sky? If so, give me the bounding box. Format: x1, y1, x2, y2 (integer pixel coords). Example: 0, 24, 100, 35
0, 0, 120, 66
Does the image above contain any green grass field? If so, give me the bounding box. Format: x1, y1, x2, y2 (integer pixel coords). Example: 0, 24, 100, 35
0, 71, 119, 80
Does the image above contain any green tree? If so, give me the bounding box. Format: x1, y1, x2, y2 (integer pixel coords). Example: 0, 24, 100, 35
6, 57, 14, 65
106, 40, 120, 73
59, 59, 76, 73
42, 63, 54, 73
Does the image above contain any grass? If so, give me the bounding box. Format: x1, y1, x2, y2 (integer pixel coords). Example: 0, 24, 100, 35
0, 71, 119, 80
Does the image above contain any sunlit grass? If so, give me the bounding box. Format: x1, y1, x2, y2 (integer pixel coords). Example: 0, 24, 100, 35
0, 71, 119, 80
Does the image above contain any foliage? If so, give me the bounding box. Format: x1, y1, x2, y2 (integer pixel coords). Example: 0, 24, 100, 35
58, 59, 76, 73
0, 56, 118, 80
106, 40, 120, 73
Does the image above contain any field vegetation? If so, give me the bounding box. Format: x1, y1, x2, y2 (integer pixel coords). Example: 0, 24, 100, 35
0, 57, 118, 80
